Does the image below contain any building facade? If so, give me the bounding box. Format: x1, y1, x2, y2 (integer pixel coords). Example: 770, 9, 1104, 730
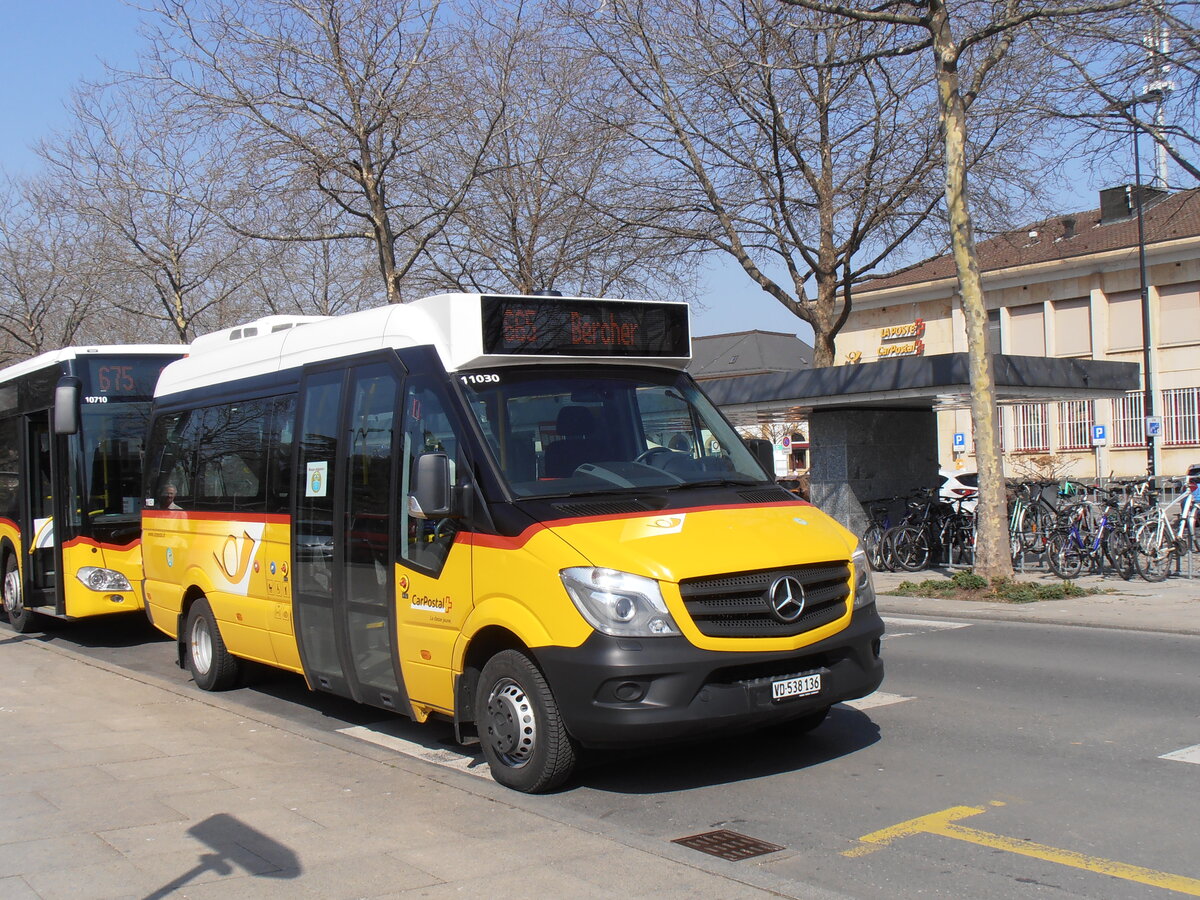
836, 186, 1200, 479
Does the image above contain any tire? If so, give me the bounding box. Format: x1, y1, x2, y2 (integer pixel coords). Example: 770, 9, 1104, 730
475, 649, 576, 794
1133, 523, 1175, 583
2, 553, 37, 633
1047, 531, 1084, 579
862, 523, 885, 571
1103, 529, 1135, 581
185, 597, 241, 691
890, 525, 931, 572
1021, 505, 1054, 554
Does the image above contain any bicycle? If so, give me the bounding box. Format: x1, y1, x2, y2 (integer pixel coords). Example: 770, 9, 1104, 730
1132, 480, 1197, 582
1046, 487, 1134, 579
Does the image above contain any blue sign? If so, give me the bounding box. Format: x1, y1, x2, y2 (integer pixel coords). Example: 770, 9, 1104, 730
952, 432, 966, 449
1146, 417, 1162, 437
1092, 425, 1107, 444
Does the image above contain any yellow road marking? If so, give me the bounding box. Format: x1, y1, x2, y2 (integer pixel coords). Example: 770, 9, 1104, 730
844, 804, 1200, 896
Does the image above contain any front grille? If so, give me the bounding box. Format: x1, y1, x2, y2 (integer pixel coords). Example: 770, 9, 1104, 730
679, 561, 851, 637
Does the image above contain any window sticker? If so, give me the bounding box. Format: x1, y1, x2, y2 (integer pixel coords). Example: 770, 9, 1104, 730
306, 461, 329, 497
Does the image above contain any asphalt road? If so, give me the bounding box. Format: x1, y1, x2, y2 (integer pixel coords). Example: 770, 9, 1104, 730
32, 612, 1200, 899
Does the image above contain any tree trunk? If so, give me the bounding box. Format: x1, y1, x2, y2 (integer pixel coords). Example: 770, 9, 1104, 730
930, 0, 1013, 579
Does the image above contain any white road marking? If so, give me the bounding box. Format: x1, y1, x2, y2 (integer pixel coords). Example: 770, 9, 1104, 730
882, 616, 972, 631
1159, 743, 1200, 765
842, 691, 915, 711
337, 724, 490, 779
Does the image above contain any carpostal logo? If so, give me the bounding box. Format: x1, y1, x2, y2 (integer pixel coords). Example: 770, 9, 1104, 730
411, 595, 453, 614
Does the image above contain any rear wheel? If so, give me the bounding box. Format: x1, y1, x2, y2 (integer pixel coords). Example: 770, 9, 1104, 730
1103, 529, 1135, 580
185, 597, 241, 691
2, 554, 36, 633
476, 649, 576, 793
1047, 531, 1084, 579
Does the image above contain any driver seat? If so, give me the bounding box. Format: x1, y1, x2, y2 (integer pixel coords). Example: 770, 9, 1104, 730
544, 406, 597, 477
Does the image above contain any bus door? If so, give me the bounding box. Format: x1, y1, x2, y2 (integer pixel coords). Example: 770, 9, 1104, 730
22, 411, 60, 610
293, 359, 409, 713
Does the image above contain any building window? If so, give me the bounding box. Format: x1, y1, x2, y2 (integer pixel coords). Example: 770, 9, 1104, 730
1056, 400, 1094, 451
1008, 304, 1046, 355
1009, 403, 1049, 452
1107, 290, 1143, 352
1111, 392, 1144, 448
1157, 282, 1200, 346
1053, 298, 1092, 357
1162, 387, 1200, 446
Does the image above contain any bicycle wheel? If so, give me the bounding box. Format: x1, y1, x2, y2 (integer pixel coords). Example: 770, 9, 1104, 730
1023, 504, 1054, 554
1102, 529, 1135, 580
1047, 531, 1084, 579
862, 523, 885, 570
890, 525, 931, 572
1133, 522, 1176, 583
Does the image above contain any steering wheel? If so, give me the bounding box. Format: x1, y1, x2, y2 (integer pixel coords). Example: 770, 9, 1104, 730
635, 447, 676, 467
433, 518, 457, 540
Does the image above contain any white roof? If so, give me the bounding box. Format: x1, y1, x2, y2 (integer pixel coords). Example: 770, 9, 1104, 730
155, 293, 691, 397
0, 344, 186, 387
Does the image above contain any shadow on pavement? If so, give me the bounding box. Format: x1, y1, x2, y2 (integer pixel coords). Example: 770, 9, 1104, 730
576, 705, 882, 794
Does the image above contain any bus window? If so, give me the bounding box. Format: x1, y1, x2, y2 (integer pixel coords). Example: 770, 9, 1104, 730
400, 376, 463, 573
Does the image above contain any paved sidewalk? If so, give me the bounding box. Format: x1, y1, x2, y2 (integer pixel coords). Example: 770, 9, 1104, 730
873, 567, 1200, 635
0, 634, 824, 900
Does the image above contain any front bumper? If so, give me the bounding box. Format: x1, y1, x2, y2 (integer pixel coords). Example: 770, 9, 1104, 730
534, 604, 884, 748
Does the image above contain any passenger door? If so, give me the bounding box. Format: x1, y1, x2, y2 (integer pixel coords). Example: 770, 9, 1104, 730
292, 359, 408, 713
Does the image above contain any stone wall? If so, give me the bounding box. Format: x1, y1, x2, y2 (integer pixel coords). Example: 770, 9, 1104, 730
809, 408, 940, 538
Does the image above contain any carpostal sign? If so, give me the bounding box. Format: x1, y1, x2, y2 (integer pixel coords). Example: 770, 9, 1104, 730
877, 318, 926, 359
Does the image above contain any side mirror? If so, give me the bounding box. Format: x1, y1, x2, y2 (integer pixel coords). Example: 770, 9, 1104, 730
408, 452, 453, 519
746, 438, 775, 478
54, 377, 82, 435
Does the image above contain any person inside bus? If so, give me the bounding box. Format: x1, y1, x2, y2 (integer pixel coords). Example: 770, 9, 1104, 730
161, 482, 183, 510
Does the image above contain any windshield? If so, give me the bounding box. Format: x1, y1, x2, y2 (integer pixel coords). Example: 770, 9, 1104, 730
458, 365, 770, 499
80, 401, 152, 528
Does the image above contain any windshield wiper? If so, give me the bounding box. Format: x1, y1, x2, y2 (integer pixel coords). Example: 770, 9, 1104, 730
667, 476, 761, 489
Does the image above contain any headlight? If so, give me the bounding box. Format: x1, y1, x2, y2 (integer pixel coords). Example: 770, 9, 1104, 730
77, 567, 132, 592
851, 547, 877, 609
560, 567, 680, 637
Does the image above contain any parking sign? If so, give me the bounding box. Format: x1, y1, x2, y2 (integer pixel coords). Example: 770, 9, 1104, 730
1092, 425, 1107, 446
953, 432, 966, 450
1146, 416, 1162, 438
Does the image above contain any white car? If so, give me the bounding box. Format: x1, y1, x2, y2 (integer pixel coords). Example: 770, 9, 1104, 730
938, 468, 978, 509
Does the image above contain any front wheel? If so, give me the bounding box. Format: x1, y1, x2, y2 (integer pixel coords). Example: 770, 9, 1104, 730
475, 649, 576, 793
185, 597, 241, 691
1133, 523, 1176, 583
2, 554, 36, 633
889, 526, 931, 572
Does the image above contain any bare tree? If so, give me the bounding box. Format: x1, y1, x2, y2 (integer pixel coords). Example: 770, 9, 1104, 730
242, 234, 379, 317
0, 177, 100, 362
779, 0, 1142, 578
418, 4, 696, 299
562, 0, 967, 366
1031, 1, 1199, 186
137, 0, 503, 303
38, 83, 255, 341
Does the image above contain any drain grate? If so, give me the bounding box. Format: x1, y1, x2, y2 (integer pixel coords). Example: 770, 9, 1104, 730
672, 829, 784, 861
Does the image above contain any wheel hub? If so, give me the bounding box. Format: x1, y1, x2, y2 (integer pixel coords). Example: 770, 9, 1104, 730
3, 568, 22, 616
484, 679, 535, 767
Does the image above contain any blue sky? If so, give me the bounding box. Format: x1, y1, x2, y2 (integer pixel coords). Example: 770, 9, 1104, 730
0, 0, 811, 339
0, 1, 1115, 343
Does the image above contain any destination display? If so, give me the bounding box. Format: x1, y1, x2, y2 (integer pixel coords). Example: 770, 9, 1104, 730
480, 295, 690, 358
78, 357, 176, 399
